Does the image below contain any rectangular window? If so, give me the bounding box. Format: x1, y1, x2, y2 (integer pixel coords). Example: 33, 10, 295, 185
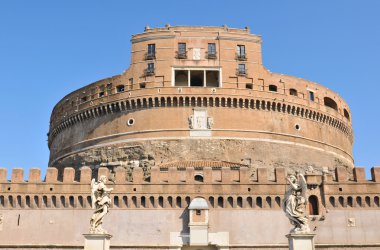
145, 63, 155, 75
196, 209, 201, 215
237, 45, 246, 60
309, 91, 315, 102
147, 44, 155, 59
174, 69, 220, 87
237, 64, 246, 75
129, 78, 133, 90
177, 43, 187, 58
207, 43, 216, 59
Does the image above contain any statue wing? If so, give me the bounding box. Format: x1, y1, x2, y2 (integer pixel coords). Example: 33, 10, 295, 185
299, 174, 308, 201
90, 178, 97, 209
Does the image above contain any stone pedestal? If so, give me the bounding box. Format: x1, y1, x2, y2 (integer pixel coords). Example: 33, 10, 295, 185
286, 233, 315, 250
83, 234, 112, 250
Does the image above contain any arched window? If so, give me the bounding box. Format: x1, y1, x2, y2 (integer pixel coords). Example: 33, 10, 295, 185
308, 195, 319, 215
289, 88, 298, 96
269, 85, 277, 92
217, 197, 224, 208
194, 174, 204, 182
256, 197, 262, 208
344, 109, 350, 120
324, 97, 338, 111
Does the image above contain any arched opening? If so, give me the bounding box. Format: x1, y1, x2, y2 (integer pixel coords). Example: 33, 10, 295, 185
114, 196, 119, 208
289, 88, 298, 96
344, 109, 350, 120
324, 97, 338, 111
308, 195, 319, 215
269, 85, 277, 92
256, 197, 262, 208
158, 196, 164, 208
329, 196, 335, 207
217, 197, 223, 208
194, 174, 204, 182
237, 197, 243, 208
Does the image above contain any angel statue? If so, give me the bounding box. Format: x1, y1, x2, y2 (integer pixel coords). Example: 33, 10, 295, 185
283, 172, 310, 234
90, 175, 113, 234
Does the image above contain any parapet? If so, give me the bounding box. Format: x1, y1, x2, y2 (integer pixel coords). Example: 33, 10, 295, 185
0, 166, 379, 185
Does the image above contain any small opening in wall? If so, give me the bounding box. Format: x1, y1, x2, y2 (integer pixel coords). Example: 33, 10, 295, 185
248, 188, 251, 192
7, 187, 10, 191
133, 188, 137, 192
246, 83, 253, 89
99, 91, 105, 98
295, 124, 300, 130
127, 118, 135, 126
196, 209, 201, 215
140, 83, 146, 89
50, 187, 53, 191
339, 187, 343, 192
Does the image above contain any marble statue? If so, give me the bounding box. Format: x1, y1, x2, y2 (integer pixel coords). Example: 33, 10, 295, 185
283, 173, 310, 233
90, 175, 113, 234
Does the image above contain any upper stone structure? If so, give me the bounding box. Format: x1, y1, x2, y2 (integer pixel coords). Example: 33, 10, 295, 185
47, 25, 353, 177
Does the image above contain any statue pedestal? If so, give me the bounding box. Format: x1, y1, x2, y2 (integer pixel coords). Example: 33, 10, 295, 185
286, 233, 315, 250
83, 234, 112, 250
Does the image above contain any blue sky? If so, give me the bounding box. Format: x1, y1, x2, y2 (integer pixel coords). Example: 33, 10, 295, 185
0, 1, 379, 179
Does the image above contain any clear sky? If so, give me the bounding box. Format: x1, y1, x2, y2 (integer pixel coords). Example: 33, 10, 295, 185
0, 0, 379, 179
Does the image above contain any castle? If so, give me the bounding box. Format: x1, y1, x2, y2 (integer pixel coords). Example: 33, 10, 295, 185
0, 25, 379, 250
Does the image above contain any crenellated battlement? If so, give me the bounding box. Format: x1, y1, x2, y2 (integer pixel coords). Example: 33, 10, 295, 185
1, 166, 380, 185
1, 166, 380, 211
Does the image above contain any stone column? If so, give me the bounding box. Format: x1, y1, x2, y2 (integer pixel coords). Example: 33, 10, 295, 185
83, 234, 112, 250
286, 233, 315, 250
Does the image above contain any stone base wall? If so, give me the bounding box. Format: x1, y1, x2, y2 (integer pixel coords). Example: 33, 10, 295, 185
52, 139, 353, 180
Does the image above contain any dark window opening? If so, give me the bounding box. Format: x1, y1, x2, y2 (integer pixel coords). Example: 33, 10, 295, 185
140, 83, 146, 89
81, 96, 87, 103
308, 195, 319, 215
145, 63, 155, 76
237, 45, 246, 60
207, 43, 217, 59
289, 88, 298, 96
99, 91, 105, 98
246, 83, 253, 89
237, 64, 246, 75
190, 70, 204, 87
309, 91, 315, 102
175, 70, 188, 86
196, 209, 201, 215
177, 43, 187, 59
116, 85, 125, 93
194, 174, 204, 182
269, 85, 277, 92
344, 109, 350, 120
146, 44, 156, 59
206, 71, 219, 87
324, 97, 338, 111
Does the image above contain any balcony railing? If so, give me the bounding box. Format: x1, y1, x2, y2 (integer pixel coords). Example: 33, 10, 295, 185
236, 69, 247, 76
176, 51, 187, 59
206, 52, 217, 59
144, 68, 155, 76
145, 52, 156, 60
236, 53, 247, 61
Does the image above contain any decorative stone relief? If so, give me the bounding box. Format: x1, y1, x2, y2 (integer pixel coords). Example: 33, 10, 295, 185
189, 109, 213, 137
193, 48, 201, 60
347, 218, 356, 227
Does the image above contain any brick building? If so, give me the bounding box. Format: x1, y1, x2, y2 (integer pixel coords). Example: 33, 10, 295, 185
0, 25, 378, 250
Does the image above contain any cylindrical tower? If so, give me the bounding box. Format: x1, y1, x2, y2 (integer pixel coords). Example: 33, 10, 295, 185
48, 25, 353, 178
